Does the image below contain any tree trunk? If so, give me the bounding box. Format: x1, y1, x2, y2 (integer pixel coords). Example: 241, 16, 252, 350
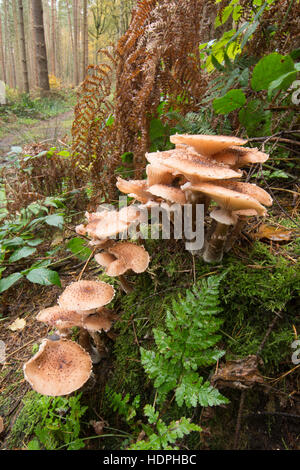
32, 0, 50, 92
18, 0, 29, 93
29, 0, 38, 88
0, 10, 7, 83
12, 0, 22, 89
82, 0, 88, 80
73, 0, 80, 85
51, 0, 56, 76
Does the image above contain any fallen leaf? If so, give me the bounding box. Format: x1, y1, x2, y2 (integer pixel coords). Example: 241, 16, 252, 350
8, 318, 26, 331
211, 355, 264, 390
253, 224, 293, 242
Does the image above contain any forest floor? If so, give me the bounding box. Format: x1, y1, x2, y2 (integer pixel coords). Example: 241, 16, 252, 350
0, 110, 74, 163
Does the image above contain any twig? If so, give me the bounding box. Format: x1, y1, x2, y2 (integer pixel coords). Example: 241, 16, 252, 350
77, 248, 97, 281
233, 390, 246, 450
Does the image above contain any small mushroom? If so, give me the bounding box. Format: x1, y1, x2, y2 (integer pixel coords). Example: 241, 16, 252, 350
95, 242, 150, 293
148, 184, 187, 205
23, 339, 92, 396
58, 280, 115, 315
182, 182, 268, 263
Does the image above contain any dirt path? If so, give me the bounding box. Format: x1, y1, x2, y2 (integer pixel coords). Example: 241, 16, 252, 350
0, 110, 74, 160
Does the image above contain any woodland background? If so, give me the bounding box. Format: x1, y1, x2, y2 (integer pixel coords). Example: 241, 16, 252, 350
0, 0, 299, 452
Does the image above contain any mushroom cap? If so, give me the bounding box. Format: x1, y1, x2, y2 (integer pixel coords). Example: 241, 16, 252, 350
37, 306, 84, 330
216, 181, 273, 206
161, 156, 242, 181
210, 208, 238, 226
83, 206, 143, 239
23, 339, 92, 396
148, 184, 187, 205
83, 309, 117, 332
116, 177, 153, 203
108, 242, 150, 274
146, 164, 177, 186
58, 280, 115, 314
213, 146, 269, 166
170, 134, 247, 156
94, 252, 116, 268
183, 182, 267, 215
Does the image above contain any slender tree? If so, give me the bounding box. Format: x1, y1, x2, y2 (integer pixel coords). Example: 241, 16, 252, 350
82, 0, 88, 80
18, 0, 29, 92
0, 8, 7, 83
73, 0, 80, 85
51, 0, 56, 76
32, 0, 50, 92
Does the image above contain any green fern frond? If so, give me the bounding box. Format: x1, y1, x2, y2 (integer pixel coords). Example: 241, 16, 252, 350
141, 274, 229, 408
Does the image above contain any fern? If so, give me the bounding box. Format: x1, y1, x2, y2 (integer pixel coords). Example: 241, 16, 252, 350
128, 405, 201, 450
141, 274, 229, 408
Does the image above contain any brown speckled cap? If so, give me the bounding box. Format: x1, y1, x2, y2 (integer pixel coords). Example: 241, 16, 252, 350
148, 184, 187, 205
83, 309, 118, 332
215, 181, 273, 207
213, 146, 269, 167
58, 280, 115, 314
162, 156, 242, 181
23, 339, 92, 396
116, 177, 153, 203
109, 242, 150, 274
170, 134, 247, 156
183, 182, 267, 215
37, 306, 84, 330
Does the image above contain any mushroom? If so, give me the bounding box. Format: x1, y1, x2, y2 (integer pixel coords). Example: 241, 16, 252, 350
57, 280, 116, 358
23, 339, 92, 396
212, 146, 269, 169
182, 182, 268, 263
76, 206, 144, 243
116, 177, 153, 203
148, 184, 187, 205
58, 280, 115, 315
95, 242, 150, 293
170, 134, 247, 156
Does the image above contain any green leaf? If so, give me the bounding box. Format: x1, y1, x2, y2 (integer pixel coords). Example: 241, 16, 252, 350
26, 238, 43, 247
2, 237, 24, 248
0, 272, 23, 293
9, 246, 37, 263
44, 214, 64, 229
67, 238, 92, 261
251, 53, 295, 91
268, 71, 297, 98
27, 439, 41, 451
26, 268, 61, 287
213, 89, 246, 114
57, 150, 71, 157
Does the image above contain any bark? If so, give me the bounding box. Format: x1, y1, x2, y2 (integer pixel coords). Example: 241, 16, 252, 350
12, 0, 22, 89
82, 0, 88, 80
51, 0, 56, 75
0, 14, 6, 82
73, 0, 80, 85
17, 0, 29, 93
32, 0, 50, 92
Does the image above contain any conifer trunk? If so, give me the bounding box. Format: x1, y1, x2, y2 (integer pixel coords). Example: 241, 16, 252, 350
18, 0, 29, 93
32, 0, 50, 92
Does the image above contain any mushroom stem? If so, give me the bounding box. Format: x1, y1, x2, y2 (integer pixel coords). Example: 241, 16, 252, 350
119, 275, 133, 294
224, 217, 246, 253
203, 222, 230, 263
